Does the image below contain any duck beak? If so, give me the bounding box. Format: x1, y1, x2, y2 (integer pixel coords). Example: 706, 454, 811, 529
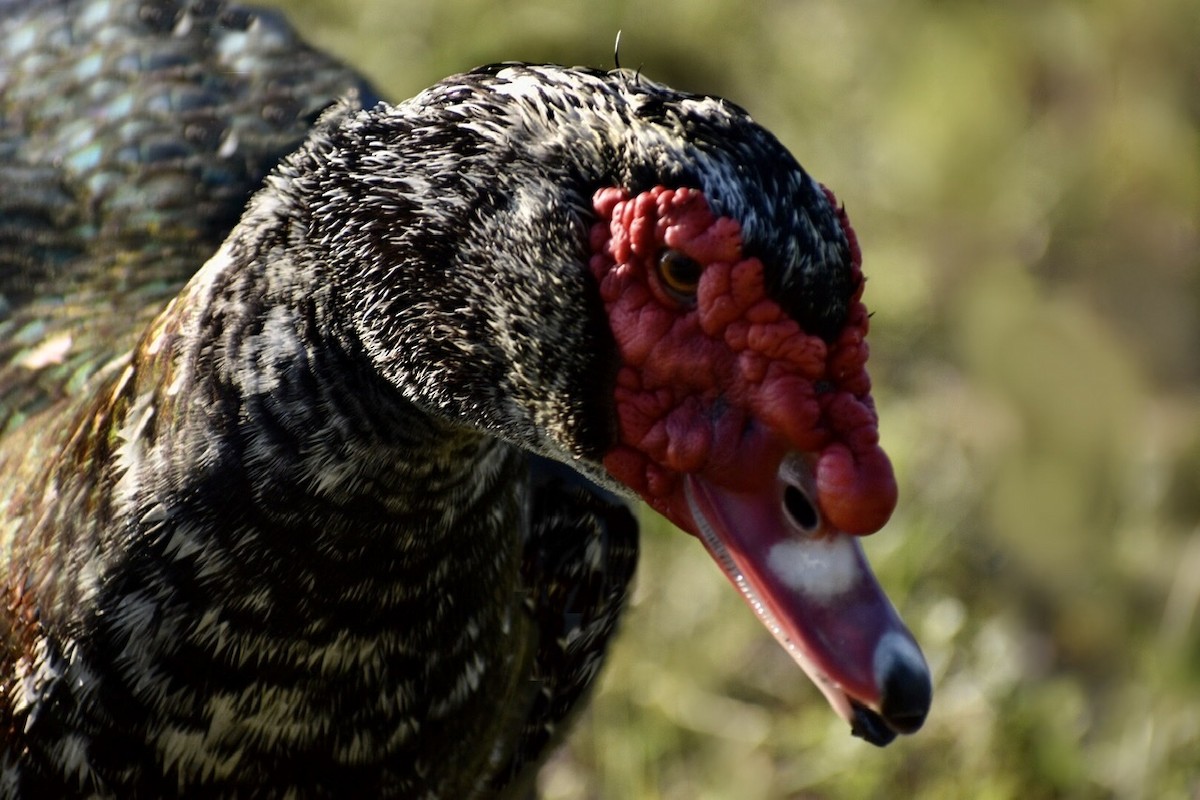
676, 452, 931, 744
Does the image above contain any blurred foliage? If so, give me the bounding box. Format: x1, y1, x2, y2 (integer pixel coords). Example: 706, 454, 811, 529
265, 0, 1200, 796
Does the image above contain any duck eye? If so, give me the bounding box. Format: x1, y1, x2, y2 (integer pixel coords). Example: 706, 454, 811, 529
656, 250, 703, 301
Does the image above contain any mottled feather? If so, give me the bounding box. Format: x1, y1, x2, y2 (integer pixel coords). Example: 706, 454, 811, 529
1, 2, 639, 796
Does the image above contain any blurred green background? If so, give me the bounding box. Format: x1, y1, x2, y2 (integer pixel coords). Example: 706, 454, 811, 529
264, 0, 1199, 796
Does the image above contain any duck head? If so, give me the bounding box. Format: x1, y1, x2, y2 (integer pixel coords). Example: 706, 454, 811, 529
294, 64, 931, 743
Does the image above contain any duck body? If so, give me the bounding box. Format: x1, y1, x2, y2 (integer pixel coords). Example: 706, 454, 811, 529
1, 1, 929, 796
1, 14, 634, 789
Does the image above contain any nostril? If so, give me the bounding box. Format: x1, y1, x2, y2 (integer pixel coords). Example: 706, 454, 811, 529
783, 484, 819, 532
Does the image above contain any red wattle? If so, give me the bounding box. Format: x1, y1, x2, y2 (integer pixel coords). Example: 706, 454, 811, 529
815, 443, 897, 535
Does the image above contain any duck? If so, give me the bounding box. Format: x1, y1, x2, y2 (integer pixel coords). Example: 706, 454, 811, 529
0, 0, 931, 795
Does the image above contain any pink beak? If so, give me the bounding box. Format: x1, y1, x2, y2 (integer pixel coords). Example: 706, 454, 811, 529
678, 452, 931, 745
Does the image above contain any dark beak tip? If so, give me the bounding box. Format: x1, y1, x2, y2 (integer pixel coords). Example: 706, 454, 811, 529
849, 701, 898, 747
880, 656, 933, 735
849, 654, 933, 746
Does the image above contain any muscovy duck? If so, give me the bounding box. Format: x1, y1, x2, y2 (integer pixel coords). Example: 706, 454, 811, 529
0, 0, 931, 795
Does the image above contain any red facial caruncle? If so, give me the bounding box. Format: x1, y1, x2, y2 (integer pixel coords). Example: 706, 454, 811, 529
589, 185, 896, 535
588, 184, 930, 745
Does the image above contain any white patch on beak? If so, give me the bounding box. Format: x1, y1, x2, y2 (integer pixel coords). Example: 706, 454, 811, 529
766, 536, 862, 602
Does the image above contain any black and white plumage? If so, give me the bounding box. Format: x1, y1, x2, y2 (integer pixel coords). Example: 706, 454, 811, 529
0, 0, 930, 796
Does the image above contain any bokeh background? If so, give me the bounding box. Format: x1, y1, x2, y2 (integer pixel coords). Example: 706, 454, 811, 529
264, 0, 1200, 796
